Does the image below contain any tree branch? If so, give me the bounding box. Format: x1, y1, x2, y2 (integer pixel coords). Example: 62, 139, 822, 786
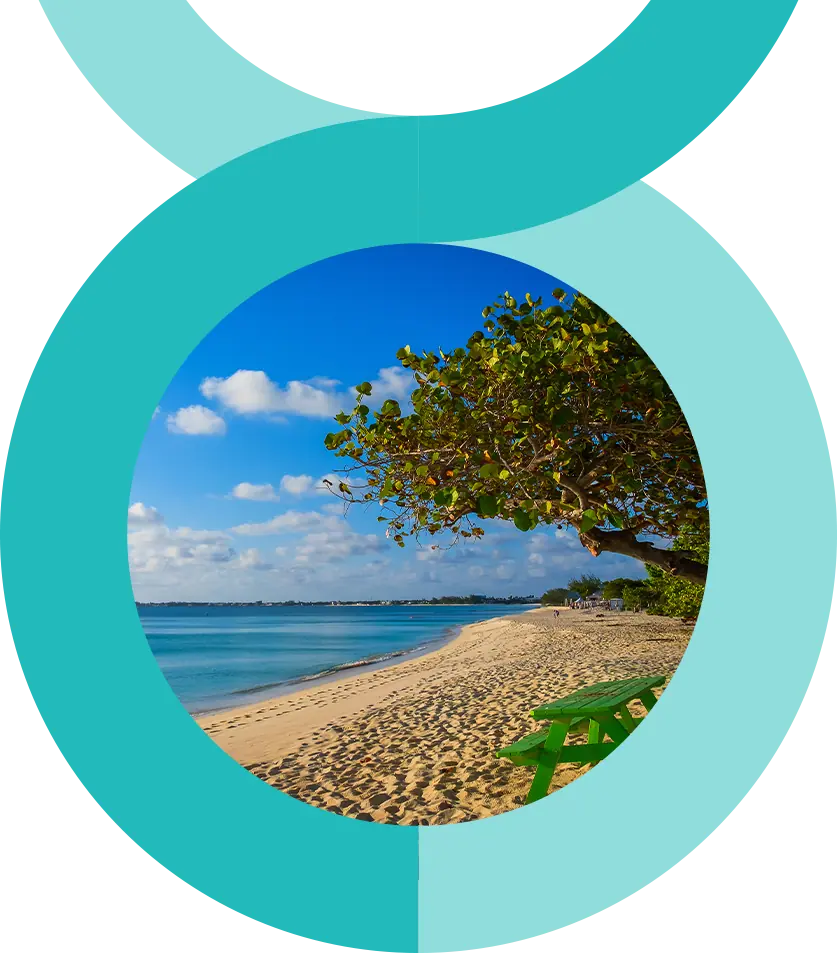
577, 526, 708, 585
554, 475, 590, 508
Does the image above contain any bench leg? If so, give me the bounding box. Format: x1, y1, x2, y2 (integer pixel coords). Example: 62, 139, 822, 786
597, 713, 631, 746
618, 704, 638, 733
639, 689, 658, 713
525, 719, 571, 804
586, 718, 602, 766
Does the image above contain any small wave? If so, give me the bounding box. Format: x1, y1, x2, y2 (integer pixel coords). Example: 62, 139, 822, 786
227, 631, 455, 698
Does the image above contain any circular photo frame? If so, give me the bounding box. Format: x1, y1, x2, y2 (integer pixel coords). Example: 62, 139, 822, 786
2, 128, 833, 951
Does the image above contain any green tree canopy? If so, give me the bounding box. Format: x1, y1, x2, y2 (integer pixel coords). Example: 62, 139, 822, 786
567, 574, 603, 598
602, 577, 636, 600
645, 523, 708, 618
325, 289, 708, 583
621, 579, 657, 611
541, 587, 574, 605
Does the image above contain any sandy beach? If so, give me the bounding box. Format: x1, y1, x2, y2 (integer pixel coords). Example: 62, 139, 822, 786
198, 607, 693, 824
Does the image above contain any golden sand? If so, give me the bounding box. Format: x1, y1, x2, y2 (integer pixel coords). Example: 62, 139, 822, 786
197, 607, 692, 824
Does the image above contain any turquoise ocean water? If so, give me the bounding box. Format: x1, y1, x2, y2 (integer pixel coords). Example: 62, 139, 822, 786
139, 603, 534, 714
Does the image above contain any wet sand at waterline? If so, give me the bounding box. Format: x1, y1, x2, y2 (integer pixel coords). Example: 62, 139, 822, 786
198, 607, 693, 824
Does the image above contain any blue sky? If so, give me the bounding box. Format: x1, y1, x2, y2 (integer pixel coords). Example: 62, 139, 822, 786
129, 244, 648, 602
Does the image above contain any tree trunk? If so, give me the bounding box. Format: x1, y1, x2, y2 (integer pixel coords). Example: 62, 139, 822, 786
578, 526, 708, 585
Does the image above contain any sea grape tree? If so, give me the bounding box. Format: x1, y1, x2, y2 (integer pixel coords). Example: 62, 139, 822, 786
541, 588, 574, 605
644, 524, 709, 617
324, 289, 708, 584
567, 574, 603, 599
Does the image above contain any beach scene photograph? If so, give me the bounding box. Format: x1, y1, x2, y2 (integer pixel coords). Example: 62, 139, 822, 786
131, 244, 708, 825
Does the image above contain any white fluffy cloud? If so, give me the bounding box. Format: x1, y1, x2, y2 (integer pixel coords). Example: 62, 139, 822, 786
279, 473, 337, 495
230, 477, 336, 501
368, 365, 413, 401
129, 524, 236, 574
231, 482, 281, 502
166, 405, 227, 436
527, 552, 547, 577
235, 548, 273, 571
128, 506, 273, 578
229, 509, 383, 566
294, 529, 384, 564
231, 509, 341, 536
527, 534, 551, 552
408, 529, 593, 586
197, 366, 415, 422
200, 370, 344, 419
128, 502, 164, 526
280, 474, 315, 495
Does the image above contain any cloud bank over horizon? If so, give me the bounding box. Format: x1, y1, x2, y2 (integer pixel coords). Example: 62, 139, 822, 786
128, 499, 644, 603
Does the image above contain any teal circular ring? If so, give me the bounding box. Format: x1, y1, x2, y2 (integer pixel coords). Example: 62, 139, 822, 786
2, 128, 833, 950
41, 1, 797, 225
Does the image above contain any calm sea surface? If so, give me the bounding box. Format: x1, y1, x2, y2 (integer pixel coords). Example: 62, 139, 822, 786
139, 604, 534, 714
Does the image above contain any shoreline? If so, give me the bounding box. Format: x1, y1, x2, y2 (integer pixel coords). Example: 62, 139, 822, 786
198, 607, 693, 823
196, 606, 533, 735
192, 609, 540, 767
191, 619, 469, 717
186, 603, 538, 716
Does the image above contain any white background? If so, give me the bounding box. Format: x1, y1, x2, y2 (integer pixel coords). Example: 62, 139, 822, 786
185, 0, 651, 115
1, 2, 834, 950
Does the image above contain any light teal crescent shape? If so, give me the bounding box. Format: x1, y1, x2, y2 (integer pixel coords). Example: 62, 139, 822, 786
40, 1, 797, 225
2, 118, 832, 950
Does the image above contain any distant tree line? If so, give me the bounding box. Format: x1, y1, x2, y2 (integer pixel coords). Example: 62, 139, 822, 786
540, 588, 576, 605
136, 594, 537, 608
427, 594, 536, 605
540, 524, 707, 618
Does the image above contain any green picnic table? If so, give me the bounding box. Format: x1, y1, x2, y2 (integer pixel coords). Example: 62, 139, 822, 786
496, 676, 665, 804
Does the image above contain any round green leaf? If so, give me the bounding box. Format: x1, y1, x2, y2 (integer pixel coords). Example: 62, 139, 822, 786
478, 495, 499, 517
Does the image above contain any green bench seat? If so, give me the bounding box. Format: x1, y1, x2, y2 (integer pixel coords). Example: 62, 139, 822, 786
496, 676, 665, 804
